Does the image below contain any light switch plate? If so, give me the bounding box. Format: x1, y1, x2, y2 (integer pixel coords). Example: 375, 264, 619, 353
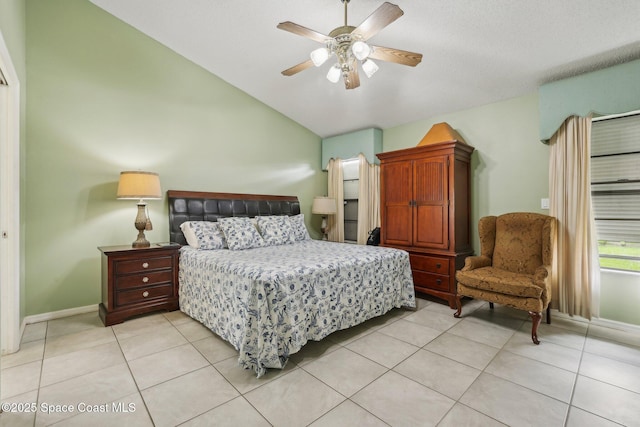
541, 198, 550, 209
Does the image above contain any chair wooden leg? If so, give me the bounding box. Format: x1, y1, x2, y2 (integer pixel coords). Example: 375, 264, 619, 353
546, 305, 551, 324
489, 302, 494, 309
453, 295, 463, 318
529, 311, 542, 345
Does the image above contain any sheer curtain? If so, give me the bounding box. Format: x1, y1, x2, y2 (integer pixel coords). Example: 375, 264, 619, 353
326, 158, 344, 242
356, 153, 381, 244
549, 115, 600, 319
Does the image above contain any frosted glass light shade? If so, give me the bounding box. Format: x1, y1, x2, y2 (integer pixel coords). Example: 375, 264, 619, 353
117, 171, 162, 200
310, 47, 330, 67
326, 65, 341, 83
352, 41, 371, 60
362, 59, 379, 78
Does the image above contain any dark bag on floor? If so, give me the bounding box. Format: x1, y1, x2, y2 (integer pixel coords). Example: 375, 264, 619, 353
366, 227, 380, 246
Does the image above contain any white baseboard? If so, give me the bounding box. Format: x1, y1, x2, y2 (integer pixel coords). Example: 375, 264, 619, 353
590, 317, 640, 334
551, 308, 640, 334
23, 304, 99, 325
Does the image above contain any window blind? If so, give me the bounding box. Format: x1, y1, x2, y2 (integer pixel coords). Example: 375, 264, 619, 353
591, 113, 640, 242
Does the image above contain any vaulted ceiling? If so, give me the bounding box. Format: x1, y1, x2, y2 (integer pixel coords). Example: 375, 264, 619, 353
90, 0, 640, 138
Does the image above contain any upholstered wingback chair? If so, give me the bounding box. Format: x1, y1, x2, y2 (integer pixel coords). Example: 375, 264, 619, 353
454, 212, 556, 344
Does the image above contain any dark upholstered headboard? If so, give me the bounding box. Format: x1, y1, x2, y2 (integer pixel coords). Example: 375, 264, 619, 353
167, 190, 301, 245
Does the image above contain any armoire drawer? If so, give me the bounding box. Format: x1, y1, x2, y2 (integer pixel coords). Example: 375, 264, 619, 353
412, 271, 450, 292
409, 254, 450, 275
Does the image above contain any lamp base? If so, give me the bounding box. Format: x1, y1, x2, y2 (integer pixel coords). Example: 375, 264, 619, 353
321, 216, 329, 240
132, 203, 151, 248
132, 232, 151, 248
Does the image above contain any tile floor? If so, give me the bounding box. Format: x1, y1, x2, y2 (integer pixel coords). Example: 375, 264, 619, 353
2, 297, 640, 426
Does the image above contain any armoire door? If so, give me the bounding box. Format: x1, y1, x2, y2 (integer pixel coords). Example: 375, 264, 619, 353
381, 160, 413, 246
413, 155, 449, 249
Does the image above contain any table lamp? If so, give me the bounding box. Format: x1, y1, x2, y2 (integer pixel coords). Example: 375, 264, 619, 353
116, 171, 162, 248
312, 196, 337, 240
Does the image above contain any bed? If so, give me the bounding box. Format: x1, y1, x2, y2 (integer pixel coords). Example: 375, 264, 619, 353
168, 190, 415, 377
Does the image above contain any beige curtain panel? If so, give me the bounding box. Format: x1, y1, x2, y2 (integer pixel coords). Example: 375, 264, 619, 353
549, 115, 600, 319
356, 153, 380, 244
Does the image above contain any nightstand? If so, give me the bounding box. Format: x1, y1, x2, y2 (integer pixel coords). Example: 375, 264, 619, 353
98, 243, 180, 326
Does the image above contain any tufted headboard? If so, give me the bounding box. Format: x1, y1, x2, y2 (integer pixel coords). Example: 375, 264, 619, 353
167, 190, 301, 246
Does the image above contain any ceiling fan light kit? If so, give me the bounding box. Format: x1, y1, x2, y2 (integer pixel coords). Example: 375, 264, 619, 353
278, 0, 422, 90
362, 59, 379, 78
327, 64, 342, 83
310, 47, 330, 66
352, 40, 371, 61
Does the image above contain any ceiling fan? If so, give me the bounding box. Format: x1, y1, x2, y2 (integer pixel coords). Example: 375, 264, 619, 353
277, 1, 423, 90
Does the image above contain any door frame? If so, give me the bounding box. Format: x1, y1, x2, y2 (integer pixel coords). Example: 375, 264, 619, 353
0, 29, 22, 355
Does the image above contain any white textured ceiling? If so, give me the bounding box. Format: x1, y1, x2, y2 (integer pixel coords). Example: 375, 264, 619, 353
89, 0, 640, 138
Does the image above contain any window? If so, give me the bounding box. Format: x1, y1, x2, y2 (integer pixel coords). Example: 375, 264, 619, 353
591, 113, 640, 272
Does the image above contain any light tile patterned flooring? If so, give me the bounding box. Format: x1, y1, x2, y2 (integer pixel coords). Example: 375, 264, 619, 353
2, 297, 640, 426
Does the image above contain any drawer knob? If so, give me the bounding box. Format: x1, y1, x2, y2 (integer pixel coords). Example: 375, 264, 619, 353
142, 276, 149, 283
142, 291, 149, 297
436, 263, 441, 269
142, 262, 149, 269
436, 279, 442, 285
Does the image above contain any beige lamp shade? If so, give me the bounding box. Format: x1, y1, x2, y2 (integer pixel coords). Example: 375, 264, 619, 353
117, 171, 162, 200
312, 196, 337, 215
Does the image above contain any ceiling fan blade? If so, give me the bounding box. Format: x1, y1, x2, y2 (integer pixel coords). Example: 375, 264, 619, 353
351, 2, 404, 41
281, 59, 315, 76
344, 67, 360, 90
369, 45, 423, 67
277, 21, 330, 44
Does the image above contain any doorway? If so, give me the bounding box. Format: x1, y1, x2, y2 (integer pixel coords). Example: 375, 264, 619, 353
0, 32, 21, 356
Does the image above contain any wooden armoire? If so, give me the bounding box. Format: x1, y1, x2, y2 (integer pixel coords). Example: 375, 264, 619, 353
377, 137, 474, 308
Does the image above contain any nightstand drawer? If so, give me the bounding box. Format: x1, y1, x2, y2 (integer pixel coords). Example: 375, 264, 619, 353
116, 284, 174, 306
409, 254, 450, 274
115, 270, 173, 290
412, 271, 450, 292
115, 256, 173, 274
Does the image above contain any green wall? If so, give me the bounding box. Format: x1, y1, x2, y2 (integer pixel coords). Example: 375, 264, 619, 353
25, 0, 324, 315
600, 270, 640, 326
383, 92, 549, 255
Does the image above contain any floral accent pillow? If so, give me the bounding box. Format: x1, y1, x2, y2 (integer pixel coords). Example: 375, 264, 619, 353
218, 217, 266, 250
289, 214, 311, 241
180, 221, 227, 250
257, 216, 296, 246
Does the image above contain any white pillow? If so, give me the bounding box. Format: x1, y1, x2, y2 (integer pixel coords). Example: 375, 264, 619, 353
289, 214, 311, 241
180, 221, 227, 250
256, 216, 296, 246
218, 217, 266, 250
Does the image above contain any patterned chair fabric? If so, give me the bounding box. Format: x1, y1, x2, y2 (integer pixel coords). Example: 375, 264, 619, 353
454, 212, 556, 344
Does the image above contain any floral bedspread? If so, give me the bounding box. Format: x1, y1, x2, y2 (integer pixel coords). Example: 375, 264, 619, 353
178, 240, 415, 377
